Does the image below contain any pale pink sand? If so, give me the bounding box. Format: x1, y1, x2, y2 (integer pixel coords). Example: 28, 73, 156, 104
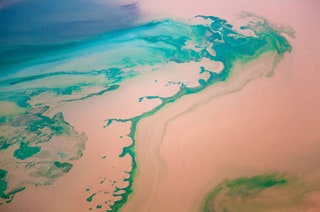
121, 1, 320, 211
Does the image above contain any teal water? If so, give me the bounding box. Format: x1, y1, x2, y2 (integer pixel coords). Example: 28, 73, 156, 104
0, 14, 292, 210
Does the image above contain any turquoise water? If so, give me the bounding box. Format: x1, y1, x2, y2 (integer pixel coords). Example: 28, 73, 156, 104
0, 14, 291, 210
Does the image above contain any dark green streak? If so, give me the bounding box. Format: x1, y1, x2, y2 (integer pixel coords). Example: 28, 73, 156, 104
202, 173, 288, 212
86, 193, 97, 202
0, 68, 121, 86
200, 172, 319, 212
62, 84, 120, 102
225, 173, 287, 197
